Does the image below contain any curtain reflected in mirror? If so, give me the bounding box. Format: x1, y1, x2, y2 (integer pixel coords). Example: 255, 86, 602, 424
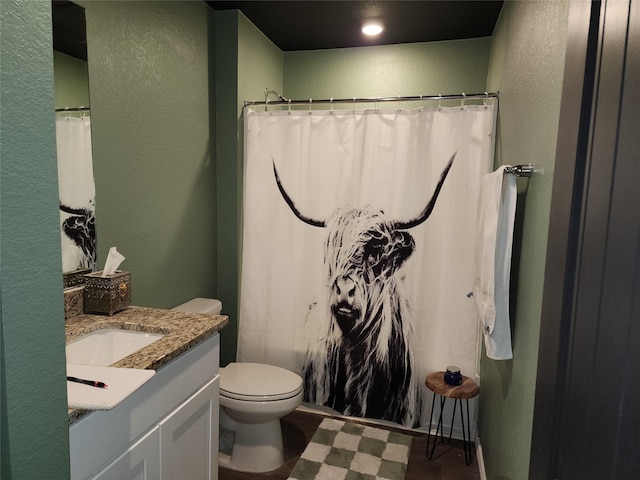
56, 112, 96, 272
53, 0, 96, 280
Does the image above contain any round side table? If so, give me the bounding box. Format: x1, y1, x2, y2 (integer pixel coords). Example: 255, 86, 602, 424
424, 371, 480, 465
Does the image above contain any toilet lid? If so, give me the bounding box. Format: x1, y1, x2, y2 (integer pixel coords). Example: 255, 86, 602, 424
220, 363, 303, 401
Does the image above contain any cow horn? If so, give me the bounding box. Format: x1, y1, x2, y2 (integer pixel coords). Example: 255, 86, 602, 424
392, 152, 456, 230
273, 159, 326, 228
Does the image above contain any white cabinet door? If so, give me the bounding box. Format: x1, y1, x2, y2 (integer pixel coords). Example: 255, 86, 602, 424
92, 427, 160, 480
159, 376, 219, 480
70, 334, 220, 480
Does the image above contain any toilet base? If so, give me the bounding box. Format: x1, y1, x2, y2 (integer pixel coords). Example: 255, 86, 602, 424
218, 419, 285, 473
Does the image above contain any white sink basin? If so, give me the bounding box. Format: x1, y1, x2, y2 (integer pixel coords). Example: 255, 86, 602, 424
66, 329, 164, 366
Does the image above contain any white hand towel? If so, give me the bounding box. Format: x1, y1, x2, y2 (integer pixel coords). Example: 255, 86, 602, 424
472, 166, 517, 360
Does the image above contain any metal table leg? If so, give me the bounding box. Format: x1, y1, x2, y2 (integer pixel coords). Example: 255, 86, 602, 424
426, 394, 474, 464
460, 398, 473, 465
426, 392, 447, 459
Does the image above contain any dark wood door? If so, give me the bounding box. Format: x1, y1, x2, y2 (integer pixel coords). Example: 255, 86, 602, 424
531, 1, 640, 478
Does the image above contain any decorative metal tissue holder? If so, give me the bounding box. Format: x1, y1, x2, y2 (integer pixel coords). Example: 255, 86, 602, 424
63, 267, 92, 289
83, 270, 131, 315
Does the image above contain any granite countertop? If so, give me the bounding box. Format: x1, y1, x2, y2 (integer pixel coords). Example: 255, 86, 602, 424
66, 306, 228, 424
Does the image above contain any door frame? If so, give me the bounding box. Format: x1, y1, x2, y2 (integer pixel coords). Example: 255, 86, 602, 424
530, 0, 639, 477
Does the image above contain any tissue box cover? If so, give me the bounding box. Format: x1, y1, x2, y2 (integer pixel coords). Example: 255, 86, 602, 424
63, 268, 92, 289
83, 270, 131, 315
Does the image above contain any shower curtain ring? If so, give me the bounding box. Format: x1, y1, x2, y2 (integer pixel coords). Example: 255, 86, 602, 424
309, 98, 313, 114
461, 92, 466, 110
288, 99, 292, 115
438, 94, 442, 111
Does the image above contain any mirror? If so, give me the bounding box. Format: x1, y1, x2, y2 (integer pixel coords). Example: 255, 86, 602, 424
52, 1, 97, 287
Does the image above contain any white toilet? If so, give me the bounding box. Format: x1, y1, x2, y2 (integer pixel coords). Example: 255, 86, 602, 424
172, 298, 304, 473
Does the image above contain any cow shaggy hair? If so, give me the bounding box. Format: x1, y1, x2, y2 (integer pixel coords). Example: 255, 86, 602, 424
302, 206, 422, 427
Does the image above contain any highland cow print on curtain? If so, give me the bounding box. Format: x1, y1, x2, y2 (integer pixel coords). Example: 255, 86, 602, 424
56, 115, 96, 273
240, 104, 495, 428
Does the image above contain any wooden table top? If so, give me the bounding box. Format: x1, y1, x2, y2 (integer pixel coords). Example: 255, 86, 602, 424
425, 371, 480, 399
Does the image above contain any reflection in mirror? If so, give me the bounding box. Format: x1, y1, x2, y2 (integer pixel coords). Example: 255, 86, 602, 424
52, 1, 97, 285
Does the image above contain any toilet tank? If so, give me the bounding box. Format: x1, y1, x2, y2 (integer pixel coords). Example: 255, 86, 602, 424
172, 298, 222, 315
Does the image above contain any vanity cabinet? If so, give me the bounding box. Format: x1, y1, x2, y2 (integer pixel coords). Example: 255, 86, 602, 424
93, 427, 160, 480
70, 334, 220, 480
159, 376, 219, 480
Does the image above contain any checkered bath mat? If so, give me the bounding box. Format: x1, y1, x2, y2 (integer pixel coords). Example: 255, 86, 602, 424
287, 417, 413, 480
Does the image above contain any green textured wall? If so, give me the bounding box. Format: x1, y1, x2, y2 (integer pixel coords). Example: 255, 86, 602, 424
284, 38, 491, 99
80, 0, 216, 308
238, 13, 284, 100
53, 50, 90, 110
0, 1, 70, 478
479, 2, 570, 479
214, 10, 240, 366
215, 10, 283, 365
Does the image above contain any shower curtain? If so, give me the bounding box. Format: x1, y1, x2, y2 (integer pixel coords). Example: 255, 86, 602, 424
56, 115, 96, 272
240, 104, 495, 428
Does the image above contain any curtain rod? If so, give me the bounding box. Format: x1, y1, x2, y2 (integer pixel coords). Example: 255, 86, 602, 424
55, 106, 90, 112
244, 90, 498, 107
242, 90, 532, 176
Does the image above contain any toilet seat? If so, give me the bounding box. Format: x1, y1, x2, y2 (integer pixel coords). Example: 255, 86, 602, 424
220, 362, 303, 402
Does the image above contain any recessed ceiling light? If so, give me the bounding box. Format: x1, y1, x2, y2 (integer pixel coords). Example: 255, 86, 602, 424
362, 21, 384, 36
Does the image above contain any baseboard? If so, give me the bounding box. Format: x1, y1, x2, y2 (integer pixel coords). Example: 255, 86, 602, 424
476, 438, 488, 480
297, 403, 477, 439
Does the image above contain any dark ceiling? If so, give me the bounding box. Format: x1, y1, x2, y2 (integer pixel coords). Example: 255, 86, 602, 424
206, 1, 504, 51
52, 1, 504, 61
